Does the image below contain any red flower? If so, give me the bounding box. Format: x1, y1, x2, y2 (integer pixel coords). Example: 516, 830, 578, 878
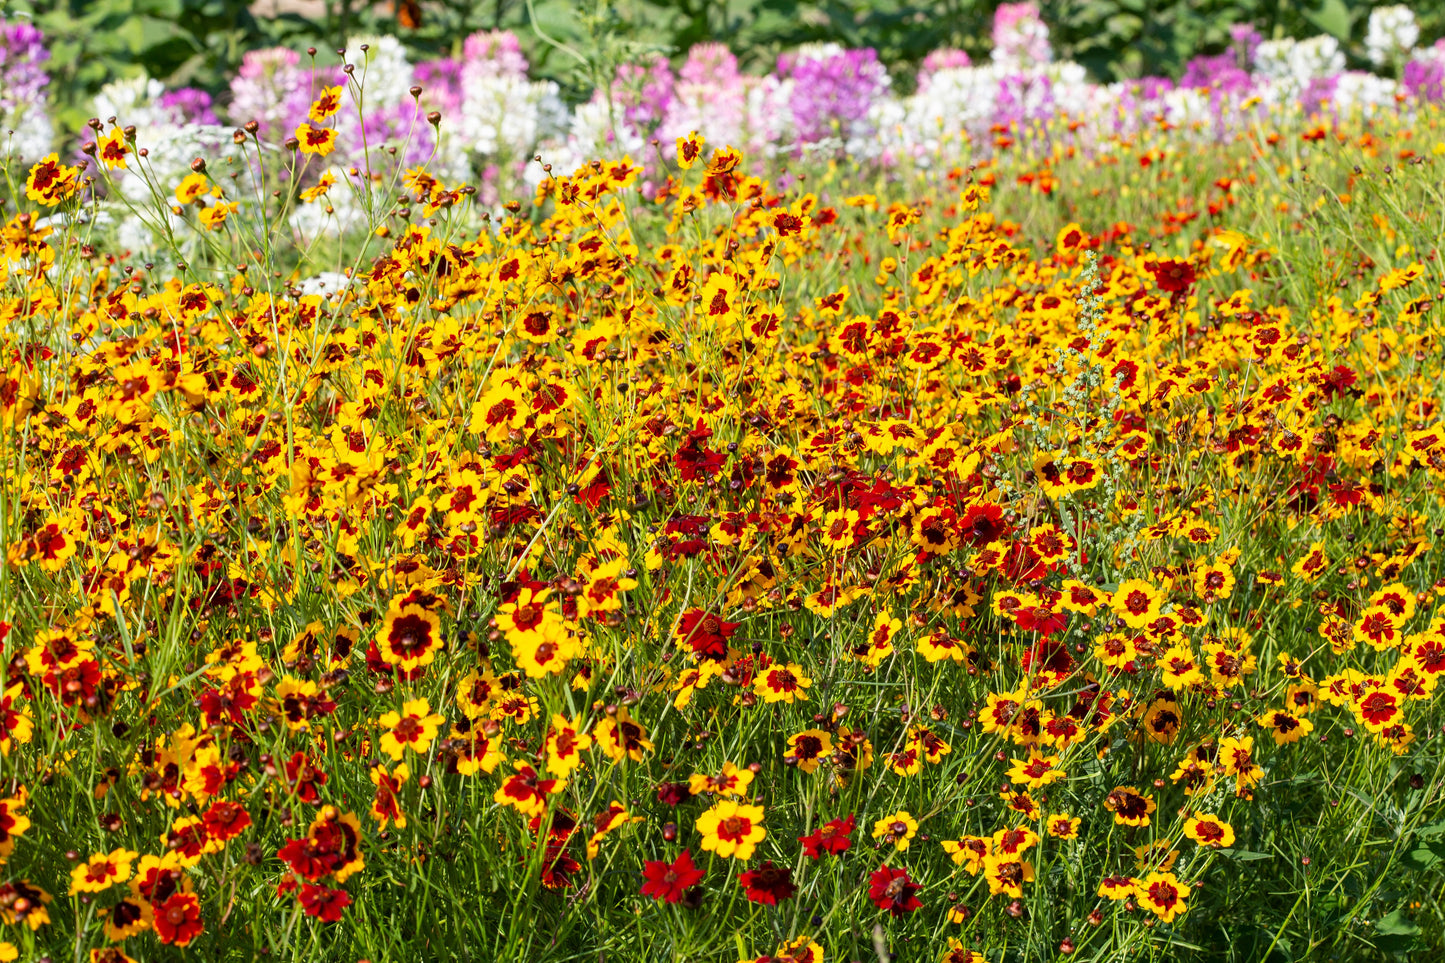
640, 849, 705, 904
959, 504, 1008, 546
655, 781, 694, 807
676, 609, 740, 661
675, 419, 726, 481
154, 891, 205, 946
799, 814, 855, 859
739, 861, 796, 905
868, 865, 923, 916
201, 799, 253, 841
1147, 258, 1196, 294
285, 751, 328, 804
297, 883, 351, 922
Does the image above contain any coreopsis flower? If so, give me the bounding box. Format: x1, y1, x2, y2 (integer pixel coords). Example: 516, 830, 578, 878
1046, 813, 1080, 839
991, 826, 1039, 857
24, 154, 79, 206
495, 587, 559, 645
201, 799, 252, 842
867, 865, 922, 916
696, 800, 766, 859
1184, 813, 1235, 848
284, 751, 328, 803
698, 271, 741, 323
297, 883, 351, 922
495, 761, 564, 818
97, 127, 129, 169
754, 663, 810, 703
1354, 689, 1402, 733
739, 861, 796, 905
544, 714, 592, 778
377, 602, 442, 672
1006, 752, 1066, 789
512, 625, 581, 679
1353, 605, 1403, 652
197, 200, 238, 230
586, 802, 640, 859
871, 811, 919, 851
152, 891, 203, 946
688, 761, 753, 798
593, 707, 653, 762
675, 130, 705, 169
575, 557, 637, 618
771, 936, 824, 963
941, 836, 990, 874
1218, 735, 1264, 792
1133, 840, 1179, 873
0, 685, 33, 755
675, 609, 740, 661
102, 894, 151, 941
1097, 875, 1136, 900
1291, 542, 1329, 583
308, 86, 345, 122
295, 123, 338, 155
369, 762, 409, 829
175, 172, 209, 205
1110, 579, 1164, 629
1104, 786, 1156, 827
1141, 698, 1183, 745
1258, 708, 1313, 745
639, 849, 703, 903
799, 814, 854, 859
377, 699, 445, 759
300, 170, 337, 202
1136, 871, 1189, 922
69, 849, 136, 894
983, 852, 1035, 897
1147, 258, 1197, 294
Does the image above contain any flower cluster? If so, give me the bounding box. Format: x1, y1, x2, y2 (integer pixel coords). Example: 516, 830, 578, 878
3, 21, 1445, 962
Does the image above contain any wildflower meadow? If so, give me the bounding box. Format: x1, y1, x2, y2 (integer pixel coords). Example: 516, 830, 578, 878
2, 2, 1445, 961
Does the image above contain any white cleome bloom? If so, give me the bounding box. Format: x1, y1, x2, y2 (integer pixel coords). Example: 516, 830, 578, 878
1365, 6, 1420, 68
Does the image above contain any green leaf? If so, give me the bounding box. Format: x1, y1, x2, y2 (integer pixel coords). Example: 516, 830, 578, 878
1217, 848, 1272, 861
1374, 909, 1421, 937
1415, 820, 1445, 838
1403, 837, 1445, 871
1302, 0, 1354, 40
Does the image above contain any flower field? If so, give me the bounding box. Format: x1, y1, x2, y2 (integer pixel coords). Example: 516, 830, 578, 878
3, 5, 1445, 963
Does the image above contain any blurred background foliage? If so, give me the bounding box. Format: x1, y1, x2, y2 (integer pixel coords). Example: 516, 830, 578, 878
4, 0, 1444, 133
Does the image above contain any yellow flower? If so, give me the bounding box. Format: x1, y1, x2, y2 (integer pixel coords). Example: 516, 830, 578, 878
301, 170, 338, 202
754, 662, 810, 704
1136, 871, 1189, 922
676, 130, 705, 170
377, 699, 445, 760
871, 810, 918, 851
688, 761, 754, 798
175, 172, 209, 205
696, 800, 766, 859
97, 127, 130, 170
1183, 813, 1235, 848
25, 154, 81, 206
593, 707, 653, 762
69, 848, 136, 893
309, 85, 345, 122
1046, 813, 1080, 840
296, 123, 339, 156
197, 201, 238, 231
544, 714, 593, 778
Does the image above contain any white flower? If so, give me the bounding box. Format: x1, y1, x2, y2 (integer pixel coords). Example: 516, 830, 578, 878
347, 35, 415, 108
1365, 6, 1419, 68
